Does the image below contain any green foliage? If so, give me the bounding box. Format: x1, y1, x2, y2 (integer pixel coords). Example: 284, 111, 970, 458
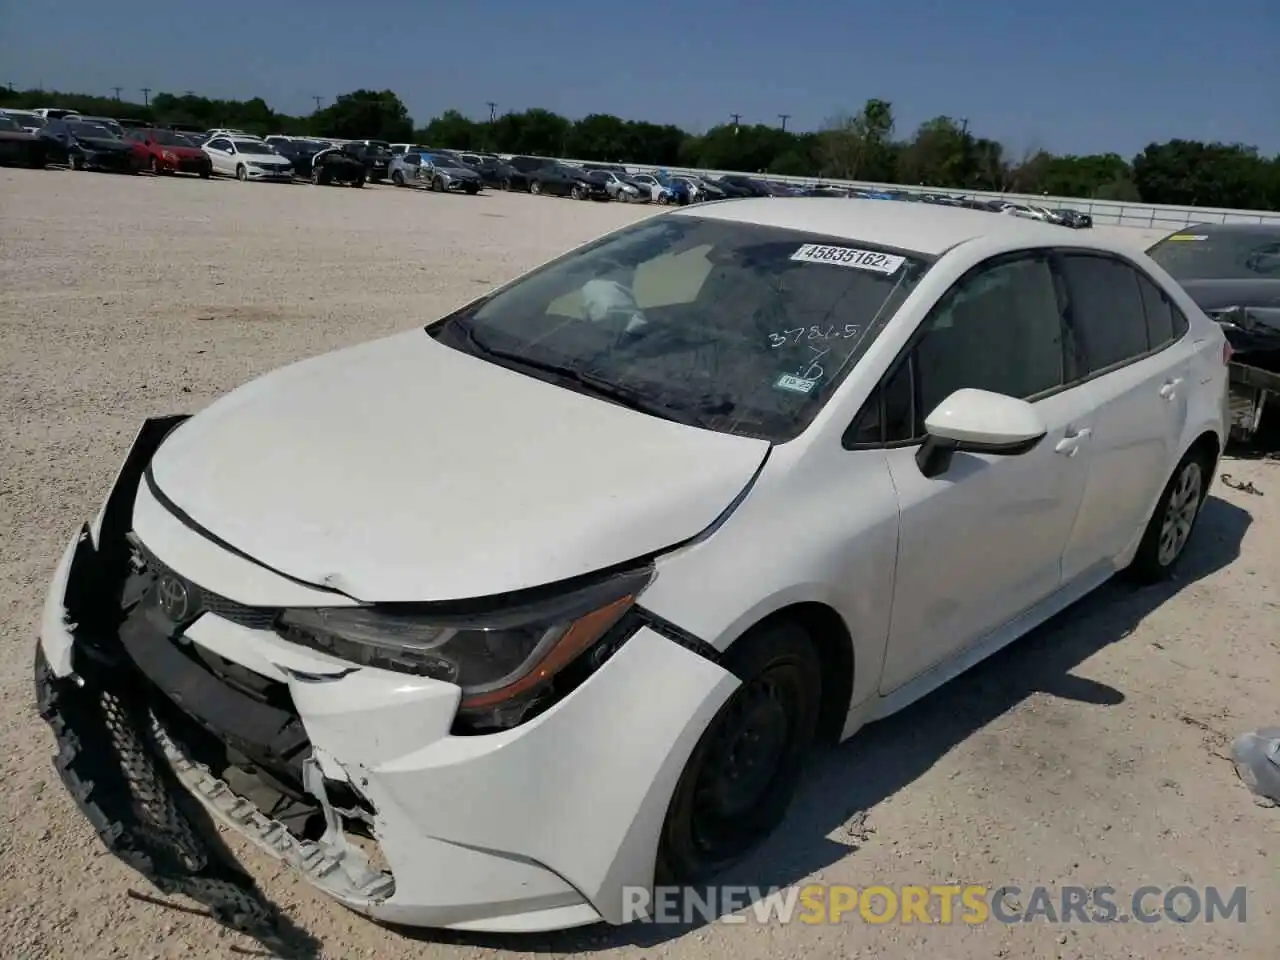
2, 85, 1277, 210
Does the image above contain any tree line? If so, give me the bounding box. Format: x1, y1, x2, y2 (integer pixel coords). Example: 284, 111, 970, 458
4, 86, 1277, 211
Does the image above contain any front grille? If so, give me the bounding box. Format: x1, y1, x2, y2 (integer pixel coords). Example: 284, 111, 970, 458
130, 536, 281, 631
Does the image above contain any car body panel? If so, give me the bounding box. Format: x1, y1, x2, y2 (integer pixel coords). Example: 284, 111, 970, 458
34, 199, 1231, 936
147, 330, 770, 601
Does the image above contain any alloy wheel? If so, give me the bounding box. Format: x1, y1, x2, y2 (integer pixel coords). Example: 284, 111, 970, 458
1157, 461, 1203, 566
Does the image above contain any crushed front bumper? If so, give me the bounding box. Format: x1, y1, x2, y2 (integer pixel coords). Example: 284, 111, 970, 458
35, 417, 738, 934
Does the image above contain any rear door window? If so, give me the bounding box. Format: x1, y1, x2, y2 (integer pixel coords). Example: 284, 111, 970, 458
1057, 254, 1151, 373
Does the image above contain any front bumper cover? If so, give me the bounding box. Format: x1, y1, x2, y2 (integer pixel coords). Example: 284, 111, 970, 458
35, 417, 739, 937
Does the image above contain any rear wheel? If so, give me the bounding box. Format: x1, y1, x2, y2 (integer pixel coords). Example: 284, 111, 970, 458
392, 170, 405, 186
571, 183, 584, 201
1125, 448, 1212, 583
351, 173, 365, 188
71, 153, 85, 171
655, 620, 821, 884
530, 180, 542, 196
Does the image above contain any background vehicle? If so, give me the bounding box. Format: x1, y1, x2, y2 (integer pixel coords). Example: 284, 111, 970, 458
715, 174, 775, 197
38, 119, 138, 172
264, 136, 329, 178
1148, 223, 1280, 442
65, 115, 126, 139
527, 163, 610, 200
202, 136, 294, 181
125, 127, 213, 177
596, 170, 647, 202
0, 109, 47, 133
0, 113, 50, 167
354, 139, 392, 182
505, 155, 553, 191
1054, 207, 1093, 228
416, 152, 483, 193
309, 143, 368, 186
462, 153, 517, 189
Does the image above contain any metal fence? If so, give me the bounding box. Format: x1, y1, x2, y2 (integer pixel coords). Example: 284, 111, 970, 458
523, 154, 1280, 231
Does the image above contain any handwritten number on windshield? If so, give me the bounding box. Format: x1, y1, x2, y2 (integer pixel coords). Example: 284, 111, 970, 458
768, 325, 860, 348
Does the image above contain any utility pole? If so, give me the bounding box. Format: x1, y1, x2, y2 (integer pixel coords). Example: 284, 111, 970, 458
140, 87, 150, 106
486, 101, 497, 123
958, 116, 969, 137
729, 112, 741, 126
778, 113, 790, 132
312, 95, 323, 111
111, 86, 122, 100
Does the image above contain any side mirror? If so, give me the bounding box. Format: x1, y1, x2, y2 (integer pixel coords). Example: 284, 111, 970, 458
915, 388, 1046, 478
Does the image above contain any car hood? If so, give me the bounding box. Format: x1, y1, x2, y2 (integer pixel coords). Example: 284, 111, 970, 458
439, 165, 480, 178
147, 329, 770, 602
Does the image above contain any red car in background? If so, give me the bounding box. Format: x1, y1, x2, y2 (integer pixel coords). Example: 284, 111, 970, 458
125, 127, 212, 177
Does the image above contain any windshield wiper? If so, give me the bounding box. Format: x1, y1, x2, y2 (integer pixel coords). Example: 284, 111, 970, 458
461, 324, 712, 427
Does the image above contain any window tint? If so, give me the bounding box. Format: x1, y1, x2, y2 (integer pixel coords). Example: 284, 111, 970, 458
1135, 273, 1179, 348
1059, 254, 1150, 372
915, 256, 1066, 420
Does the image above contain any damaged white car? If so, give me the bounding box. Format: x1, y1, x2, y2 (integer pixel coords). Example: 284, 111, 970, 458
36, 199, 1229, 936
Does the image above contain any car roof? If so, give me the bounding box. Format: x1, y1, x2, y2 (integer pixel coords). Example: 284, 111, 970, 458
674, 197, 1095, 257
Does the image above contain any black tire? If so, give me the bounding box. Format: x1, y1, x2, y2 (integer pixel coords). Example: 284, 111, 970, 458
500, 177, 511, 191
465, 184, 479, 195
571, 184, 584, 201
71, 153, 85, 171
392, 171, 405, 186
655, 620, 821, 885
529, 180, 542, 196
1124, 447, 1212, 583
199, 165, 211, 180
432, 176, 444, 192
235, 164, 247, 182
351, 174, 365, 188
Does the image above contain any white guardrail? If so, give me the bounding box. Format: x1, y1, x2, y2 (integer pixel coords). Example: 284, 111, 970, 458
517, 154, 1280, 231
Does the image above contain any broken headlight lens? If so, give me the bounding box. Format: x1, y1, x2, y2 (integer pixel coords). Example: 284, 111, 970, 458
276, 565, 653, 710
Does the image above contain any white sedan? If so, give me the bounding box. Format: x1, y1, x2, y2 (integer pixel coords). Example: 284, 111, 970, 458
35, 200, 1228, 934
201, 135, 294, 181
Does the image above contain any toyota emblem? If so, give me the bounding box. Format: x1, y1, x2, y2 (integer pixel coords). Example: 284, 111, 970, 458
156, 574, 192, 621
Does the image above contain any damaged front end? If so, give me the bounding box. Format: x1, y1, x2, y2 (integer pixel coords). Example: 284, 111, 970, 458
1210, 306, 1280, 444
34, 416, 386, 947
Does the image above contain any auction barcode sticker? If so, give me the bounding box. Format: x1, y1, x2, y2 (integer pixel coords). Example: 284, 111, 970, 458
791, 244, 906, 274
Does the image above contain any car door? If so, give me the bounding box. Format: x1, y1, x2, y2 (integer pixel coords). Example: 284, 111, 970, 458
1054, 252, 1195, 577
852, 252, 1098, 694
205, 138, 232, 174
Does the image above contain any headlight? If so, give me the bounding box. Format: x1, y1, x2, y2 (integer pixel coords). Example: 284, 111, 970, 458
278, 565, 653, 718
162, 151, 178, 163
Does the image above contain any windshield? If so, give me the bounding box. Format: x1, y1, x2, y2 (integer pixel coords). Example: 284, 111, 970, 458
233, 139, 275, 153
1148, 230, 1280, 280
430, 216, 930, 442
67, 121, 115, 139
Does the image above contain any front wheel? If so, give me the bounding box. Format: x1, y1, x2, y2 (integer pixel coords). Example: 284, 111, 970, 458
148, 155, 160, 175
70, 153, 85, 171
351, 174, 365, 188
655, 620, 821, 885
500, 177, 511, 191
392, 171, 405, 186
571, 184, 585, 201
1125, 449, 1212, 583
236, 164, 247, 182
529, 180, 542, 196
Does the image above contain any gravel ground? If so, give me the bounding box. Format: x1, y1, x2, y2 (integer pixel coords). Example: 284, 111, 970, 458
1, 168, 1276, 960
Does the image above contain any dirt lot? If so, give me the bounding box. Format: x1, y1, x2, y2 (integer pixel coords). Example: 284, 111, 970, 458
0, 168, 1276, 960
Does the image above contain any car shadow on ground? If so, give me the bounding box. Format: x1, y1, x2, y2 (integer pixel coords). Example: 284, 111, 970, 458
397, 493, 1252, 955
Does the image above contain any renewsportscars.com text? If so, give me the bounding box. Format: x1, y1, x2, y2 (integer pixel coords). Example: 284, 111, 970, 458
622, 884, 1249, 925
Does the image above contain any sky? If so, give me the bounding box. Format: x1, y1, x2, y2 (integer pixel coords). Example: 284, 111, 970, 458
2, 0, 1277, 157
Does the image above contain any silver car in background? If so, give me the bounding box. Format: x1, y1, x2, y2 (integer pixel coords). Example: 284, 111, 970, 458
391, 151, 482, 194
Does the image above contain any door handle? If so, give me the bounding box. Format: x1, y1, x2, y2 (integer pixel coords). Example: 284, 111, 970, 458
1055, 427, 1091, 456
1159, 378, 1183, 400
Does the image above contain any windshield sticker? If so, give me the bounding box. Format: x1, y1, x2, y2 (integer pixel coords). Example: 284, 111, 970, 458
775, 373, 818, 394
1168, 234, 1208, 241
768, 324, 862, 348
790, 244, 906, 274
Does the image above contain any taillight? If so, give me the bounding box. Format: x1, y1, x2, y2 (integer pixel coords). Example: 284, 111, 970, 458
1223, 340, 1234, 364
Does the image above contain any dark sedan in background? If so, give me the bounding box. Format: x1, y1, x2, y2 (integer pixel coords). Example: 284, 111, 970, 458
39, 119, 139, 172
1149, 222, 1280, 443
0, 113, 49, 167
264, 137, 331, 178
528, 163, 610, 200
